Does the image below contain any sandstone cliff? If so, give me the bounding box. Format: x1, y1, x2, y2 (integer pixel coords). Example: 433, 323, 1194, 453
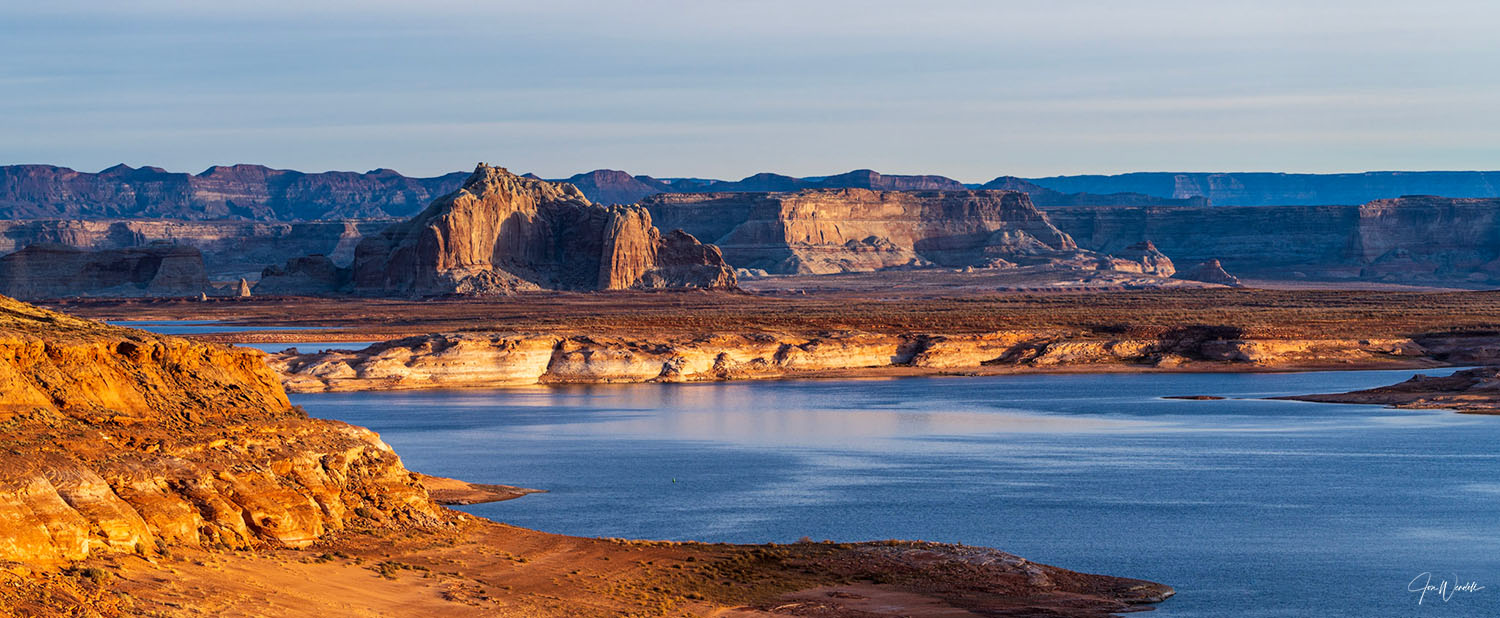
0, 295, 439, 564
640, 188, 1175, 275
273, 328, 1432, 392
351, 164, 736, 295
0, 243, 209, 300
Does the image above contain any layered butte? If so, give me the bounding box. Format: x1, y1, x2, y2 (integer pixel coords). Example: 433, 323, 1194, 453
1049, 196, 1500, 284
641, 189, 1169, 275
346, 164, 737, 295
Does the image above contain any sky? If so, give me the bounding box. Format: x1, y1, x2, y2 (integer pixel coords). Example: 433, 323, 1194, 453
2, 0, 1497, 181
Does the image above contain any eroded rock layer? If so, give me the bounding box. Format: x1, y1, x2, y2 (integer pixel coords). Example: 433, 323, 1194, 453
271, 328, 1439, 392
0, 219, 388, 280
0, 244, 210, 300
0, 295, 438, 564
351, 164, 736, 295
640, 189, 1158, 275
1049, 196, 1500, 285
0, 164, 465, 220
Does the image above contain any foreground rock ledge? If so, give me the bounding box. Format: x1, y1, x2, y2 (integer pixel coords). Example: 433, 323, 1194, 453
0, 294, 1171, 616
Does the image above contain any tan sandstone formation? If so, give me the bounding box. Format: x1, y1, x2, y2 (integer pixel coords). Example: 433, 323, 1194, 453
641, 188, 1170, 275
271, 328, 1434, 392
0, 295, 438, 563
350, 164, 736, 295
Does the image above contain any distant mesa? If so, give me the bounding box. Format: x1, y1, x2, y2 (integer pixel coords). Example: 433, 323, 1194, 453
0, 163, 466, 220
9, 164, 1500, 222
980, 176, 1210, 208
1050, 195, 1500, 286
641, 188, 1168, 276
1026, 171, 1500, 206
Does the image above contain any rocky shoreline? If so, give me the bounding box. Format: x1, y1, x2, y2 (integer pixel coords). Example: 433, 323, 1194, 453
268, 328, 1462, 392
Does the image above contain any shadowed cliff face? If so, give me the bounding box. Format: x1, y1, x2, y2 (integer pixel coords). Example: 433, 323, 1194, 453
0, 295, 439, 564
0, 219, 389, 280
1028, 171, 1500, 206
0, 244, 209, 300
1048, 196, 1500, 285
351, 164, 736, 295
0, 164, 466, 221
642, 189, 1117, 275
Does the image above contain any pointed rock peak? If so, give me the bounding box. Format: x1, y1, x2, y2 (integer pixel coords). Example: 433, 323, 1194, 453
237, 277, 252, 297
458, 163, 590, 204
99, 163, 135, 175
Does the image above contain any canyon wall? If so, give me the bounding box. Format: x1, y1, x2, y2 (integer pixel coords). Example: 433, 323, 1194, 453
0, 164, 465, 221
1028, 171, 1500, 206
0, 244, 210, 300
640, 189, 1153, 275
0, 295, 440, 564
350, 164, 736, 295
0, 219, 389, 280
1047, 196, 1500, 284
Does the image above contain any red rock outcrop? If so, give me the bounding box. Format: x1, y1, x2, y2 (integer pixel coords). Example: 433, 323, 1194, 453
351, 164, 736, 295
0, 244, 209, 300
0, 295, 439, 564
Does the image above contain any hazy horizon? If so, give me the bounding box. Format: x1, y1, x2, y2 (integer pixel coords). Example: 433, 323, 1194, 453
4, 0, 1497, 180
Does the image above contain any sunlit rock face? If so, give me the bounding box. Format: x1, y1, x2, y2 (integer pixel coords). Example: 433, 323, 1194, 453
351, 164, 735, 296
0, 295, 441, 564
642, 188, 1100, 274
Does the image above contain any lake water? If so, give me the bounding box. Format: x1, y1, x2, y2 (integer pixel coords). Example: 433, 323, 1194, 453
109, 320, 371, 353
295, 369, 1500, 616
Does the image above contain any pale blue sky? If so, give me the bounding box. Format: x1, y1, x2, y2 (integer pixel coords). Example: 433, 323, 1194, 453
2, 1, 1497, 180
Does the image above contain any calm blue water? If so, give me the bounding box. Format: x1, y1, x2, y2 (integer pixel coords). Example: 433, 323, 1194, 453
108, 320, 335, 335
292, 369, 1500, 616
109, 320, 369, 353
